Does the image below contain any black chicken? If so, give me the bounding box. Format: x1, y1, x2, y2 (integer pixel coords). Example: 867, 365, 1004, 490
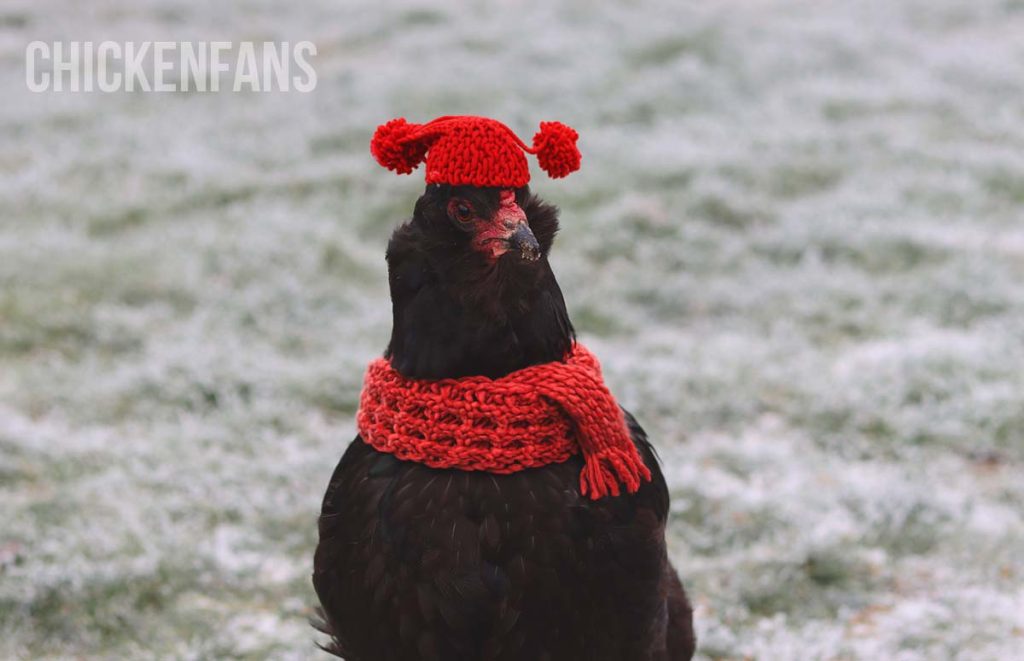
312, 181, 695, 661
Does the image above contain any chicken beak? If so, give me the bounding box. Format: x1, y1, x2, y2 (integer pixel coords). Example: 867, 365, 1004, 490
487, 189, 540, 262
510, 223, 541, 262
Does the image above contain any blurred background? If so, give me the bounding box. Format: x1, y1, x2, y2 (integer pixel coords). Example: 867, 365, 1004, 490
2, 0, 1023, 658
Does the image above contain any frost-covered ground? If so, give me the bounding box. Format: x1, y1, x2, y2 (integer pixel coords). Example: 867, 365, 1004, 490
2, 0, 1024, 658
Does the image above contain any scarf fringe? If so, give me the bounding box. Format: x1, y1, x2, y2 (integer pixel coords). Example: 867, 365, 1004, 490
580, 447, 654, 499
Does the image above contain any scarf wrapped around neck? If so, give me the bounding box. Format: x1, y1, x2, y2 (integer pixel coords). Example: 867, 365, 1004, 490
356, 343, 651, 500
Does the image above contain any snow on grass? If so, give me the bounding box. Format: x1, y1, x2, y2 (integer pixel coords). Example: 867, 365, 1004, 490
2, 0, 1024, 658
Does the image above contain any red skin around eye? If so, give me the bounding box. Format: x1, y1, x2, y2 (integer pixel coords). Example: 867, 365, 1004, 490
471, 189, 529, 260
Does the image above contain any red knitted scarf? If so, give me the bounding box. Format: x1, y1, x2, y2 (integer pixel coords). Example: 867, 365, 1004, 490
357, 344, 652, 499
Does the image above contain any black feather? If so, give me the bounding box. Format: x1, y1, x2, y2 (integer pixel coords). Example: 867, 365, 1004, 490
313, 186, 695, 660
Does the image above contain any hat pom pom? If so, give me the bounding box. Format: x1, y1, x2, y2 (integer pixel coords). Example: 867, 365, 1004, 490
532, 121, 581, 179
371, 118, 427, 175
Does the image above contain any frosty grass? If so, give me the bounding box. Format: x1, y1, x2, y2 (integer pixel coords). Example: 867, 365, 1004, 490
2, 0, 1023, 658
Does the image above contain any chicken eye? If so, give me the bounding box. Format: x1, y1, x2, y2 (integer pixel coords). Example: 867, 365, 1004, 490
454, 202, 473, 223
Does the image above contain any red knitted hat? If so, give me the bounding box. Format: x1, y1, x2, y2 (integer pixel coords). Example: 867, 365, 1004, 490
370, 115, 581, 187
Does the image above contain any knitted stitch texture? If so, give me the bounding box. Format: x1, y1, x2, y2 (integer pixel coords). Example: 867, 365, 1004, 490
370, 115, 581, 188
356, 344, 652, 500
